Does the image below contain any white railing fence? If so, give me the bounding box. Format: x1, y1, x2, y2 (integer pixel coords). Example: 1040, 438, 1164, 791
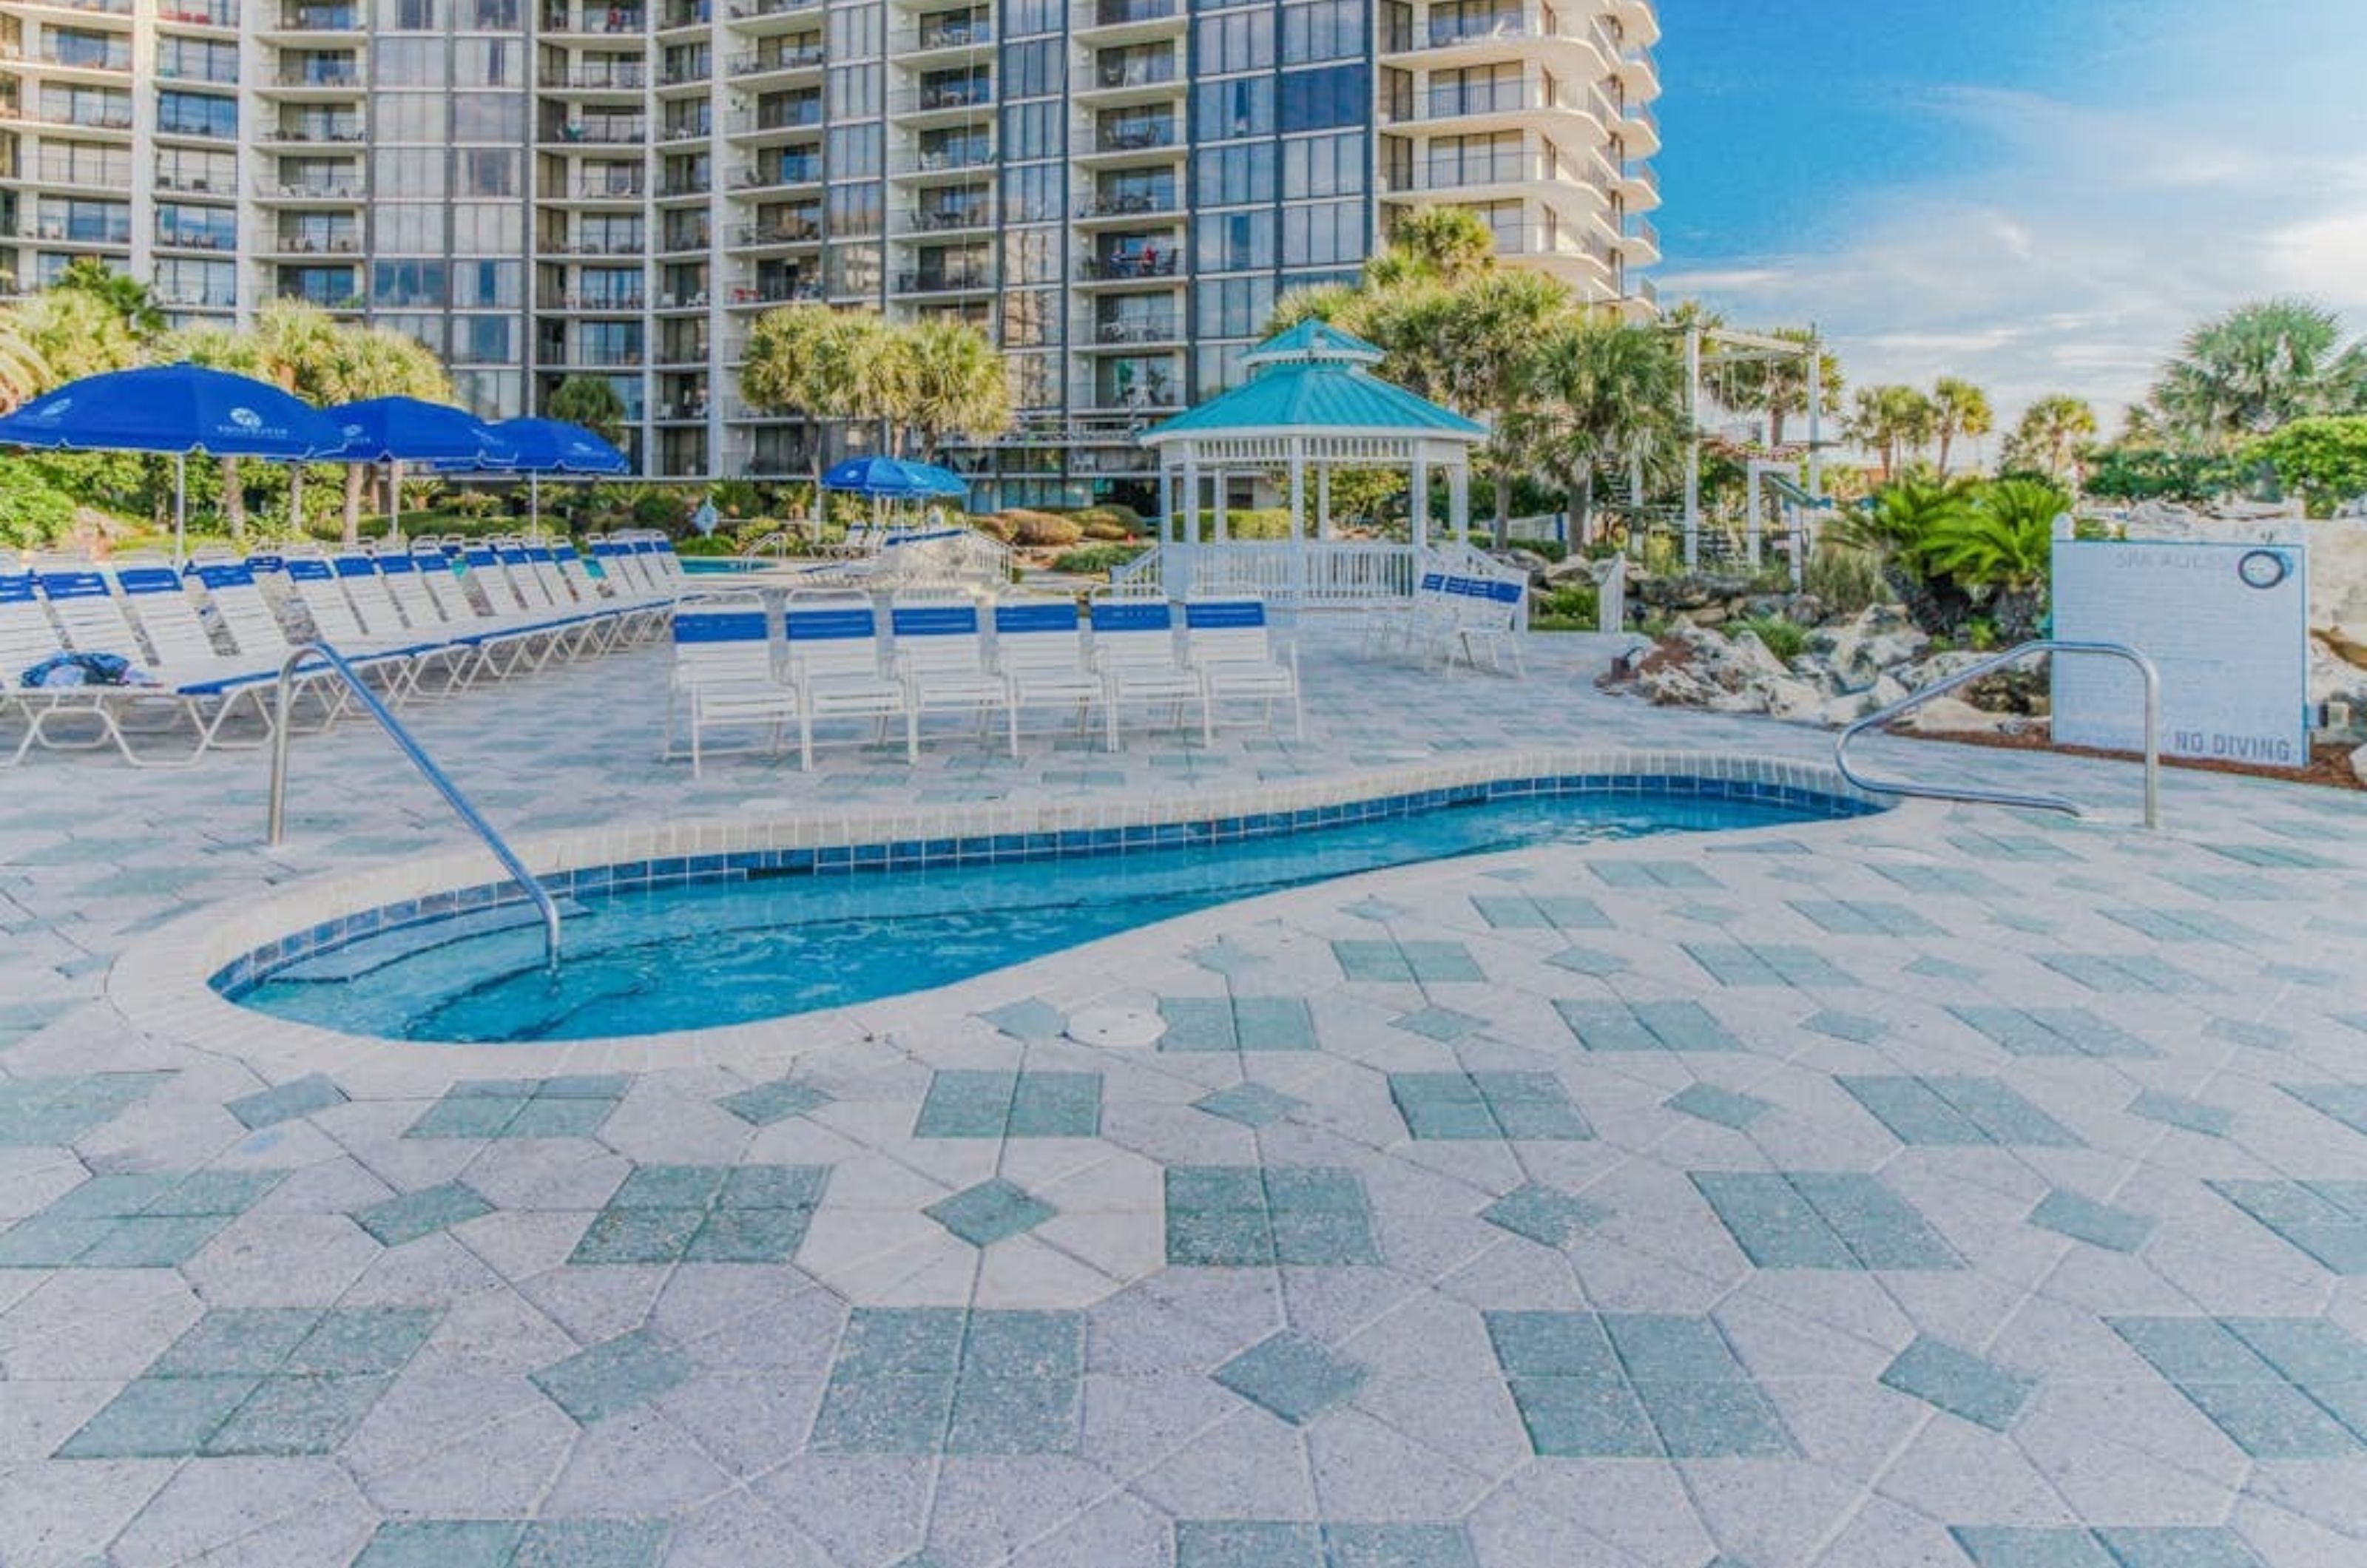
1113, 542, 1422, 605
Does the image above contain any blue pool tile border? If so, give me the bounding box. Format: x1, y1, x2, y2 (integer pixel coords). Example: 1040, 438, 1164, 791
212, 771, 1878, 998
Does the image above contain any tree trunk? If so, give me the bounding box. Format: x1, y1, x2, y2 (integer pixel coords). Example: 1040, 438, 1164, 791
342, 463, 365, 547
1936, 433, 1953, 477
1572, 468, 1597, 549
1769, 408, 1787, 448
220, 456, 246, 544
1490, 455, 1511, 550
288, 467, 304, 535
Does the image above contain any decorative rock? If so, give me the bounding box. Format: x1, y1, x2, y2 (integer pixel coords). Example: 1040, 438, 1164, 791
2350, 743, 2367, 788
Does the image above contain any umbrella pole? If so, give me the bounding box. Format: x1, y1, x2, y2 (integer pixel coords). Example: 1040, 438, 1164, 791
531, 472, 540, 535
388, 459, 402, 543
174, 452, 187, 566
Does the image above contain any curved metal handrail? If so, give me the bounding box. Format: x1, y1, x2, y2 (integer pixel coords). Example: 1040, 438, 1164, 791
1834, 638, 2161, 831
266, 642, 562, 971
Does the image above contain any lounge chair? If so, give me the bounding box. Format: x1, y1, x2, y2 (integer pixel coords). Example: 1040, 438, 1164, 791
112, 563, 338, 753
891, 594, 1009, 743
1089, 591, 1206, 751
331, 552, 476, 695
783, 592, 914, 770
275, 555, 427, 700
666, 595, 797, 777
993, 598, 1101, 757
1184, 594, 1302, 741
0, 570, 141, 765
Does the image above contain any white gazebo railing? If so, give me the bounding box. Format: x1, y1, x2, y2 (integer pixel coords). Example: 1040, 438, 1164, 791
1114, 541, 1419, 604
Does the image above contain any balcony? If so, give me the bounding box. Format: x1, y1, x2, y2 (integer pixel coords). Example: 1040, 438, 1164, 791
19, 106, 135, 132
1382, 78, 1590, 125
656, 224, 710, 251
726, 279, 820, 305
271, 230, 361, 254
1076, 188, 1175, 220
270, 61, 362, 89
152, 227, 235, 251
1087, 55, 1176, 91
157, 1, 240, 23
728, 101, 822, 135
731, 158, 818, 190
1089, 118, 1176, 154
26, 155, 132, 187
890, 143, 993, 176
272, 4, 358, 28
29, 219, 131, 246
546, 233, 649, 255
1087, 0, 1179, 26
732, 219, 821, 246
727, 44, 821, 75
658, 115, 713, 141
1086, 315, 1178, 346
894, 267, 993, 296
658, 0, 710, 26
892, 14, 990, 53
541, 6, 645, 35
573, 175, 649, 198
724, 0, 823, 21
559, 347, 645, 368
263, 178, 365, 200
37, 46, 134, 72
555, 64, 648, 89
264, 119, 365, 143
897, 205, 989, 234
156, 286, 239, 309
1076, 251, 1179, 283
33, 0, 135, 13
549, 291, 647, 311
546, 119, 647, 143
891, 80, 993, 115
154, 114, 238, 140
1382, 152, 1560, 195
153, 166, 230, 195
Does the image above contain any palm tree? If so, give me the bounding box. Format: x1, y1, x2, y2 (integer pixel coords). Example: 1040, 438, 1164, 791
1919, 478, 2067, 597
2005, 395, 2098, 489
249, 298, 346, 533
317, 325, 452, 544
1844, 385, 1937, 482
897, 317, 1013, 460
163, 322, 263, 542
547, 374, 628, 445
2150, 297, 2367, 450
0, 305, 50, 411
1363, 205, 1498, 290
743, 305, 865, 489
1526, 311, 1686, 544
52, 257, 165, 345
1930, 376, 1993, 476
1428, 268, 1570, 546
14, 286, 143, 386
1722, 326, 1843, 449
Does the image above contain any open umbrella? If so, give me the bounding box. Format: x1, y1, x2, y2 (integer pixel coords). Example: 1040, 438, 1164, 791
325, 396, 516, 541
0, 363, 345, 561
820, 455, 970, 533
434, 417, 629, 533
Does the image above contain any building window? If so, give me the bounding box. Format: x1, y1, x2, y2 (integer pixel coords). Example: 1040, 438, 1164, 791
1280, 0, 1363, 63
1281, 129, 1362, 197
1195, 208, 1274, 273
1277, 63, 1365, 132
1195, 10, 1274, 73
1194, 141, 1275, 205
156, 92, 237, 139
371, 258, 448, 307
1193, 77, 1273, 141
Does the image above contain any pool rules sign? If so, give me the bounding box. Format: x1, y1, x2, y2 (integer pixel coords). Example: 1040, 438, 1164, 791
2051, 538, 2310, 766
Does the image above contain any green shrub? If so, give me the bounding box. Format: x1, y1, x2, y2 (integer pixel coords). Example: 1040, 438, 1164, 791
1081, 518, 1134, 541
1729, 614, 1810, 663
1050, 542, 1149, 575
675, 534, 740, 557
0, 462, 81, 549
1803, 540, 1889, 614
1003, 510, 1084, 547
1189, 507, 1291, 541
1522, 538, 1570, 564
1531, 584, 1597, 631
1073, 502, 1143, 529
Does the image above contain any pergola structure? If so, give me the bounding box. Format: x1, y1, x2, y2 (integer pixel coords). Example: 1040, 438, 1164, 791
1137, 322, 1490, 601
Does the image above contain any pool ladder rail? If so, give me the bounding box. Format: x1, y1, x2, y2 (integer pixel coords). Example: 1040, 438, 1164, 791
265, 641, 563, 973
1834, 639, 2161, 831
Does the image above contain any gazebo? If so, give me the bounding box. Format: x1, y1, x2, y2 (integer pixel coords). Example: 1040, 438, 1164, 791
1135, 321, 1490, 604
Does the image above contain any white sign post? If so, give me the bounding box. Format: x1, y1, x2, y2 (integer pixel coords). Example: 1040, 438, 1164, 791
2051, 538, 2310, 767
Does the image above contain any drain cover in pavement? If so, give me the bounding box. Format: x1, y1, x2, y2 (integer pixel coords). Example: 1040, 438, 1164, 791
1067, 1007, 1166, 1049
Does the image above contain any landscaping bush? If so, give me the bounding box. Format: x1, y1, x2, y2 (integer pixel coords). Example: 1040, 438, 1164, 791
1530, 583, 1598, 632
970, 512, 1013, 541
1189, 507, 1291, 541
1072, 503, 1143, 531
1803, 540, 1889, 615
1002, 510, 1084, 547
1729, 614, 1811, 663
1081, 518, 1134, 541
1050, 542, 1149, 575
0, 463, 84, 549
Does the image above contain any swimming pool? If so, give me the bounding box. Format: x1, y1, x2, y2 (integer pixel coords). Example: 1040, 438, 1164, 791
218, 774, 1871, 1044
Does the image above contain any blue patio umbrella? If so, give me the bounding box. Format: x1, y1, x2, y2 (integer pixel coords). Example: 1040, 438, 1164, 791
325, 396, 517, 540
818, 455, 943, 498
433, 416, 629, 531
0, 362, 345, 561
901, 460, 971, 499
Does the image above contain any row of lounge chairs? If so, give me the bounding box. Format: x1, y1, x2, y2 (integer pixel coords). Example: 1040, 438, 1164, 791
1357, 567, 1529, 675
0, 533, 691, 767
668, 589, 1302, 774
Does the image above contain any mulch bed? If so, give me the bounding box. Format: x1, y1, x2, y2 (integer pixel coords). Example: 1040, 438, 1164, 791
1897, 724, 2363, 792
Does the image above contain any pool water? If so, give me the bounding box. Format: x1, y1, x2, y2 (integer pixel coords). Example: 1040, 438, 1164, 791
232, 791, 1842, 1043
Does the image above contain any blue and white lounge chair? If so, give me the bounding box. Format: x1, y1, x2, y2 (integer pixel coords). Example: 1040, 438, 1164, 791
667, 595, 797, 777
1089, 591, 1206, 750
111, 564, 335, 754
276, 555, 426, 700
994, 598, 1101, 757
783, 592, 914, 770
1184, 595, 1302, 740
0, 570, 143, 765
891, 594, 1009, 743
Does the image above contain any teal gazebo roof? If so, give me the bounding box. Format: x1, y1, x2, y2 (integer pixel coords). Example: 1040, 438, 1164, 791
1141, 323, 1485, 449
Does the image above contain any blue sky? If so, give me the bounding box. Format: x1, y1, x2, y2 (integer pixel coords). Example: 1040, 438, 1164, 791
1652, 0, 2367, 435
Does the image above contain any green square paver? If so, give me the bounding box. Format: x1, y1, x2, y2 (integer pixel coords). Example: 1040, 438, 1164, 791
1684, 942, 1854, 989
1556, 999, 1741, 1052
354, 1182, 493, 1247
1593, 859, 1719, 889
2041, 953, 2221, 996
2208, 1180, 2367, 1273
1948, 1527, 2120, 1567
718, 1078, 833, 1126
2108, 1317, 2367, 1458
2031, 1190, 2158, 1253
1195, 1082, 1301, 1126
1213, 1331, 1368, 1425
811, 1308, 1082, 1456
925, 1178, 1056, 1247
1175, 1522, 1323, 1568
610, 1165, 731, 1209
684, 1205, 815, 1263
0, 1072, 169, 1146
570, 1206, 708, 1265
1007, 1072, 1104, 1137
510, 1521, 672, 1568
405, 1078, 624, 1140
1389, 1072, 1592, 1141
1665, 1084, 1771, 1129
202, 1373, 391, 1456
225, 1074, 348, 1130
1880, 1335, 2036, 1430
721, 1163, 829, 1208
1486, 1311, 1790, 1459
1331, 940, 1484, 984
570, 1164, 827, 1265
945, 1371, 1081, 1454
1948, 1006, 2161, 1060
1840, 1076, 2083, 1147
1165, 1165, 1380, 1267
1158, 996, 1320, 1052
2090, 1528, 2269, 1568
350, 1520, 527, 1568
1695, 1172, 1960, 1271
2280, 1083, 2367, 1138
151, 1308, 325, 1375
1391, 1004, 1488, 1041
1482, 1184, 1607, 1247
1322, 1524, 1481, 1568
284, 1308, 439, 1375
56, 1376, 261, 1458
530, 1329, 691, 1425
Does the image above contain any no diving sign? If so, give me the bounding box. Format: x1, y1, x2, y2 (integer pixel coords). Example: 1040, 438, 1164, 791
2051, 538, 2309, 766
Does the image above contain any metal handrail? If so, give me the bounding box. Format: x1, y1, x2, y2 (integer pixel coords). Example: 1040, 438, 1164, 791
266, 642, 562, 970
1834, 638, 2161, 831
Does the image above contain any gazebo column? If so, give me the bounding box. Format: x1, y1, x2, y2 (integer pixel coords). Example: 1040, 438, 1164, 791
1213, 469, 1228, 544
1410, 456, 1430, 553
1179, 453, 1200, 596
1287, 438, 1307, 607
1317, 463, 1331, 540
1158, 467, 1174, 546
1448, 462, 1470, 547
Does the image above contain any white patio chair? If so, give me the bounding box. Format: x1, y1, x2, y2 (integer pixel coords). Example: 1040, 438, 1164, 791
1184, 594, 1302, 741
890, 594, 1009, 743
784, 592, 914, 770
666, 595, 797, 777
1089, 591, 1206, 750
994, 597, 1101, 757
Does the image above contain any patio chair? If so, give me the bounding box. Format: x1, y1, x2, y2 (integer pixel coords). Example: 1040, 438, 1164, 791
0, 570, 139, 766
783, 592, 914, 771
890, 593, 1009, 742
1089, 591, 1206, 751
331, 552, 476, 695
111, 564, 339, 754
1184, 594, 1303, 741
666, 595, 797, 777
993, 597, 1101, 757
275, 555, 428, 701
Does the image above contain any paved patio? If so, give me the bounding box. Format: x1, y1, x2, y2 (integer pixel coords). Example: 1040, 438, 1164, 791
3, 624, 2365, 1567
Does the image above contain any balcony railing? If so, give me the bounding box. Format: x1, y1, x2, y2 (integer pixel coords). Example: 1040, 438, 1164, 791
158, 288, 240, 308
550, 292, 647, 311
1077, 189, 1175, 218
728, 280, 821, 305
548, 234, 649, 254
1092, 316, 1178, 344
1091, 0, 1178, 24
558, 64, 648, 89
658, 226, 710, 249
563, 348, 646, 367
541, 7, 645, 33
902, 16, 990, 50
1385, 152, 1559, 192
154, 168, 230, 194
733, 159, 818, 187
548, 121, 647, 143
155, 116, 239, 139
1092, 56, 1175, 89
49, 0, 135, 13
272, 232, 361, 252
44, 47, 135, 71
1078, 251, 1178, 281
269, 121, 365, 142
656, 173, 709, 195
30, 220, 132, 245
726, 0, 822, 18
892, 81, 993, 113
1622, 215, 1658, 251
659, 117, 714, 141
32, 156, 132, 185
154, 229, 236, 251
734, 220, 820, 245
1092, 119, 1175, 152
892, 144, 993, 174
23, 107, 136, 131
274, 62, 362, 87
894, 266, 993, 293
277, 4, 358, 27
577, 176, 648, 197
899, 206, 988, 233
269, 179, 364, 197
660, 0, 711, 25
731, 101, 823, 132
729, 45, 822, 74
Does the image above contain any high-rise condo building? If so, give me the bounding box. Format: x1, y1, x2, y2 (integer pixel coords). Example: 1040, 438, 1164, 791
0, 0, 1657, 508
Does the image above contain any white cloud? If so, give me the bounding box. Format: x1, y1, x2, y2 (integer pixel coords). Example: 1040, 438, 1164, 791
1672, 87, 2367, 439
